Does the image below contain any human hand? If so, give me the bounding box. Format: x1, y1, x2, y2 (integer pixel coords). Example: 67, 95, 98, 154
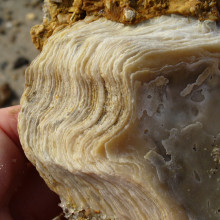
0, 106, 62, 220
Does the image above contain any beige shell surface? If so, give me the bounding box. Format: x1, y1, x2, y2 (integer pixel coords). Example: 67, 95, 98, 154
18, 15, 220, 220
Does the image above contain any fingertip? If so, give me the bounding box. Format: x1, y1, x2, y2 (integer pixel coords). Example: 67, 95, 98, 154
0, 106, 21, 146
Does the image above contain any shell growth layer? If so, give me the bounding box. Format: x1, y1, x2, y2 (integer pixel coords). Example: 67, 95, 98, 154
18, 15, 220, 220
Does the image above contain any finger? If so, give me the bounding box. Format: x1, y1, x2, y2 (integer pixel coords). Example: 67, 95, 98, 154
0, 106, 21, 147
0, 106, 62, 219
0, 207, 13, 220
9, 167, 62, 220
0, 129, 26, 207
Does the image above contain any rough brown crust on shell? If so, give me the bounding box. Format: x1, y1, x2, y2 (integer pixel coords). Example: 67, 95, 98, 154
31, 0, 220, 50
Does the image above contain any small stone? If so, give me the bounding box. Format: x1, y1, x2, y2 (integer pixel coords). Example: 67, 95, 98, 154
1, 61, 8, 70
0, 83, 12, 107
13, 57, 30, 69
13, 20, 23, 27
5, 21, 13, 29
26, 13, 36, 21
10, 33, 17, 43
5, 10, 13, 21
123, 9, 136, 22
57, 13, 70, 24
0, 26, 6, 35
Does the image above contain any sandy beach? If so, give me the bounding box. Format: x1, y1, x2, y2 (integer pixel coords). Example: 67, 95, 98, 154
0, 0, 43, 107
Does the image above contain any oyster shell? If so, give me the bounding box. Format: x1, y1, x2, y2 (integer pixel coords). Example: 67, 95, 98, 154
19, 12, 220, 220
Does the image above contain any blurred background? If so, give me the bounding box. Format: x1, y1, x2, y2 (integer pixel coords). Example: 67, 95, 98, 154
0, 0, 43, 107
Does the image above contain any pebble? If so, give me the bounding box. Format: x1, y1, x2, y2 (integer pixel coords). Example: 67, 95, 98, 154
1, 61, 8, 70
13, 57, 30, 69
10, 33, 17, 43
13, 20, 23, 27
5, 10, 13, 21
0, 83, 12, 107
26, 12, 36, 21
0, 26, 6, 35
5, 21, 13, 29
